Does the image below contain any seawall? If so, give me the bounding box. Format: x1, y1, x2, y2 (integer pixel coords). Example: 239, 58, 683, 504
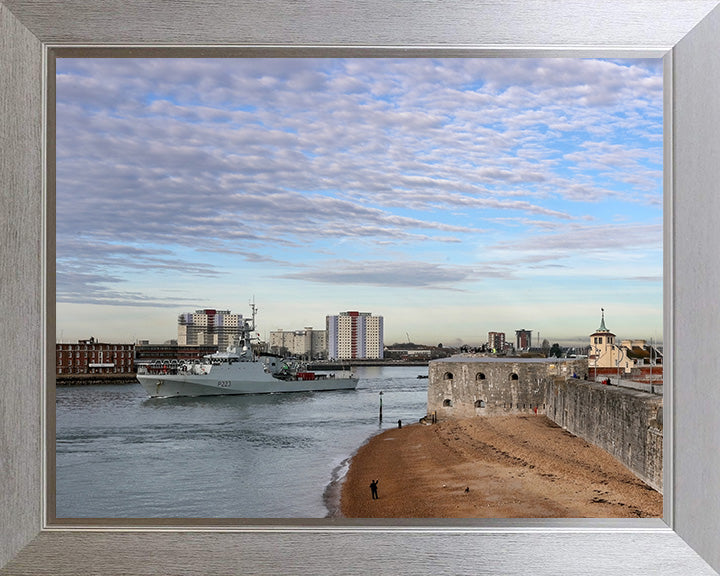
547, 378, 663, 492
56, 373, 138, 386
427, 357, 663, 493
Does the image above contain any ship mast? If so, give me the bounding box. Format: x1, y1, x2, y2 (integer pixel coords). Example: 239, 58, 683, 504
249, 298, 257, 333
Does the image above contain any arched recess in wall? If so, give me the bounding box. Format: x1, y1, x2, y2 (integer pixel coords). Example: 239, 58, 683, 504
509, 372, 519, 381
443, 398, 452, 407
474, 399, 486, 408
475, 372, 486, 381
443, 372, 454, 380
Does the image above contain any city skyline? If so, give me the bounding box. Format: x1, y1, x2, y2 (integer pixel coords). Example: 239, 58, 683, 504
56, 58, 663, 347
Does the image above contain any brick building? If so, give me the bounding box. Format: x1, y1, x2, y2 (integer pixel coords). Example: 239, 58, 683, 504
56, 338, 135, 375
515, 329, 532, 351
134, 343, 219, 366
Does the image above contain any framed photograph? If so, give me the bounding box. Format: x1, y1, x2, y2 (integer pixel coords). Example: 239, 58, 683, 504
51, 54, 665, 522
2, 1, 720, 574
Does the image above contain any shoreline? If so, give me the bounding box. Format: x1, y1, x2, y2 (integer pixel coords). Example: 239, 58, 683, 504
56, 374, 138, 386
323, 456, 352, 518
337, 416, 662, 518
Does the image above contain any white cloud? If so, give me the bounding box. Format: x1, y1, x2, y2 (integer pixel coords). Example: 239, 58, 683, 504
55, 57, 663, 341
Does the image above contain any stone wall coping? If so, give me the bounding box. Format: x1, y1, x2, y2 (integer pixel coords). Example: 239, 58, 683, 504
569, 377, 661, 401
430, 356, 583, 364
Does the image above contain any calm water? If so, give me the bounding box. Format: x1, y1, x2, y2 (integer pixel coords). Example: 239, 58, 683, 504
55, 365, 428, 518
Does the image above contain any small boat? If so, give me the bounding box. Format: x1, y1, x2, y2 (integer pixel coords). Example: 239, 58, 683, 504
136, 304, 358, 398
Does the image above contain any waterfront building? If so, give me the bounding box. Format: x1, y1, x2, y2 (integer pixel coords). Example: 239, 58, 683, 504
384, 343, 452, 361
177, 309, 247, 350
269, 327, 327, 359
56, 337, 135, 374
488, 331, 506, 353
588, 309, 628, 373
515, 329, 532, 351
326, 311, 384, 360
588, 309, 663, 377
134, 343, 219, 367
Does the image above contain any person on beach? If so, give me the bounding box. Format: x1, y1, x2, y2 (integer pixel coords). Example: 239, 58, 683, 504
370, 479, 379, 500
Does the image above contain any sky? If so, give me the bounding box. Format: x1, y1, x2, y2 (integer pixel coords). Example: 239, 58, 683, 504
55, 58, 663, 347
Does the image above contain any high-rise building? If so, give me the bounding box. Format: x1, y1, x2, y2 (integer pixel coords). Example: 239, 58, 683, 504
516, 329, 532, 350
269, 327, 327, 359
488, 331, 506, 353
326, 311, 384, 360
177, 309, 246, 350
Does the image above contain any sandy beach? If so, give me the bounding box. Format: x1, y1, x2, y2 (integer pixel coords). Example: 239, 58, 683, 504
336, 415, 662, 518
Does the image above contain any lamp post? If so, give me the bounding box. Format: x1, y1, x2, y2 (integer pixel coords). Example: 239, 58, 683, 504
650, 337, 654, 385
614, 345, 625, 386
591, 345, 600, 381
379, 391, 383, 423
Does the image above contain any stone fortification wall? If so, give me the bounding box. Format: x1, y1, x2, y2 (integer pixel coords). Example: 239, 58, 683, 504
427, 357, 588, 419
547, 378, 663, 492
427, 356, 662, 492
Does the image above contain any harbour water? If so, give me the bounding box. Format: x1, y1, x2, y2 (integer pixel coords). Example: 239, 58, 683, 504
55, 365, 427, 518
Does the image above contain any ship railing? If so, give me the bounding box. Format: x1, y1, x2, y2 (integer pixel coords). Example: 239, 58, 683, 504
140, 359, 212, 376
313, 370, 354, 379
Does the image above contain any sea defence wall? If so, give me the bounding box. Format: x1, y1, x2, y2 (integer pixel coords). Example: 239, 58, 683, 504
427, 356, 663, 492
547, 377, 663, 492
55, 373, 137, 386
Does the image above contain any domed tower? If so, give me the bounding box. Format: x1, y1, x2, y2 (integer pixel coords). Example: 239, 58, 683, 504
589, 308, 617, 375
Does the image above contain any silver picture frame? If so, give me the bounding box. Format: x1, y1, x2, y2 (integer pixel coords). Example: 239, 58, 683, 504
2, 1, 720, 574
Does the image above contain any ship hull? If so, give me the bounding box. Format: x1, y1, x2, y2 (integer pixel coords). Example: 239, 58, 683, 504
136, 362, 358, 398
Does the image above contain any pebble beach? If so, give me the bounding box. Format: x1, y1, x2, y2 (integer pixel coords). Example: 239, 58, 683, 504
335, 415, 662, 518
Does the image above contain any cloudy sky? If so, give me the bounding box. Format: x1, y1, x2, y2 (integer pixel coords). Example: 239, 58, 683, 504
55, 58, 663, 347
